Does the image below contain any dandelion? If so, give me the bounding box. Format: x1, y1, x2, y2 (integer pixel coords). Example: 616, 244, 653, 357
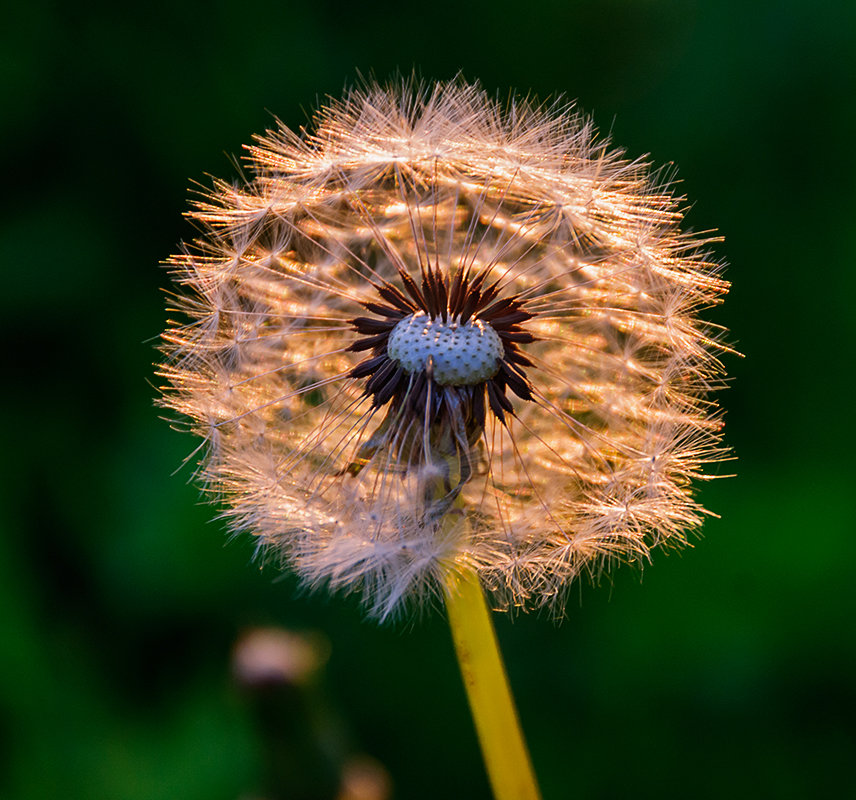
159, 78, 729, 799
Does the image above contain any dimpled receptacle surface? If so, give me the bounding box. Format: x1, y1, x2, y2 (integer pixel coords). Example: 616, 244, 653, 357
387, 313, 504, 386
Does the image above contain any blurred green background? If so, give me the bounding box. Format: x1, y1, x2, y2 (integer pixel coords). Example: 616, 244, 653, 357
2, 1, 854, 798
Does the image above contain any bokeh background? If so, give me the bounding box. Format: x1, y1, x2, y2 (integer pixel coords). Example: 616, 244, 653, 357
2, 1, 854, 798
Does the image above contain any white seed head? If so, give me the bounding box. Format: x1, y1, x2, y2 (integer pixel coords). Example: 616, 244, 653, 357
387, 313, 504, 386
158, 78, 731, 621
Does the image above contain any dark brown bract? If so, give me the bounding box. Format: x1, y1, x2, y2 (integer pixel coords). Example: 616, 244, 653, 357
347, 260, 536, 488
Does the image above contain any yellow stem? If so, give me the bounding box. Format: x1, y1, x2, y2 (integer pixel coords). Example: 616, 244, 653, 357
444, 569, 542, 800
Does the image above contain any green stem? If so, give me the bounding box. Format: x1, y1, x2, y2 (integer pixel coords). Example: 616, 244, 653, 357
444, 569, 542, 800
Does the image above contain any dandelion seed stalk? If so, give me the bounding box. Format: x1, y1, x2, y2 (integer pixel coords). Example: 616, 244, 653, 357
445, 567, 541, 800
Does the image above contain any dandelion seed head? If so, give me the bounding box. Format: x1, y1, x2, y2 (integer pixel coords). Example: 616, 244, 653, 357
158, 78, 730, 620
